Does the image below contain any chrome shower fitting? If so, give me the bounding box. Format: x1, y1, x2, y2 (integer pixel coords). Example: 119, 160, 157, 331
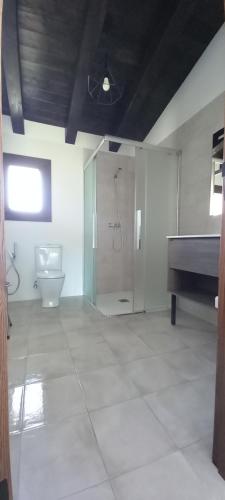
114, 167, 122, 180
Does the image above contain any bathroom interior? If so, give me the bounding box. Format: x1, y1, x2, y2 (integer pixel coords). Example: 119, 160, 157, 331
6, 139, 178, 317
1, 2, 225, 500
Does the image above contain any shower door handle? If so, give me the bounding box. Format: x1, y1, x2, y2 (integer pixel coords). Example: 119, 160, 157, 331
92, 213, 97, 249
136, 209, 142, 250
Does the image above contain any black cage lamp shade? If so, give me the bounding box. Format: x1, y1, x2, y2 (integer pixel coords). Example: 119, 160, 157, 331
88, 57, 123, 105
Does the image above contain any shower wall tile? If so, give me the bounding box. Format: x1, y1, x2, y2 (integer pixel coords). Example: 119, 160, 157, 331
96, 153, 135, 294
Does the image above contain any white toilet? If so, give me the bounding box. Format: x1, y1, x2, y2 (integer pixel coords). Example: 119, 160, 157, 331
35, 244, 65, 308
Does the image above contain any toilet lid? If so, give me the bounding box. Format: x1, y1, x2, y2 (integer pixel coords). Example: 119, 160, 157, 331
37, 270, 65, 279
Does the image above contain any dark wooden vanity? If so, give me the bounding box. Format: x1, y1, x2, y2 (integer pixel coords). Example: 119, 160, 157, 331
167, 235, 220, 324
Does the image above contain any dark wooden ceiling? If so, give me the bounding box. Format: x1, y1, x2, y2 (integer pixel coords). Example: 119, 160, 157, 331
2, 0, 224, 146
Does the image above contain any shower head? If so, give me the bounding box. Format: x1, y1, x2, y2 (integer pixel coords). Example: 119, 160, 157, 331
114, 167, 122, 180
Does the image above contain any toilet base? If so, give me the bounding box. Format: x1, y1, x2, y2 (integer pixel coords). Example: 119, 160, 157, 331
37, 274, 65, 308
42, 298, 59, 308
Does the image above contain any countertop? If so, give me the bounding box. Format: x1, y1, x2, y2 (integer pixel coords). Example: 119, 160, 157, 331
167, 234, 220, 239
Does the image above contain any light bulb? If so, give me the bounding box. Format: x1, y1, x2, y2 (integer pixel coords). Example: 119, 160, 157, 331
102, 76, 110, 92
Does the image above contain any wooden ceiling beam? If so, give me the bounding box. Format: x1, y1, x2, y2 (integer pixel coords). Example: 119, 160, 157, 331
110, 0, 197, 151
2, 0, 24, 134
65, 0, 108, 144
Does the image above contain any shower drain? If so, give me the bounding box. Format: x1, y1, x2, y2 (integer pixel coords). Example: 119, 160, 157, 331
118, 298, 130, 303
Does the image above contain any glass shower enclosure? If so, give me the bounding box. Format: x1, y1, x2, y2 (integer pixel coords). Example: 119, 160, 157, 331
83, 157, 96, 305
84, 140, 179, 316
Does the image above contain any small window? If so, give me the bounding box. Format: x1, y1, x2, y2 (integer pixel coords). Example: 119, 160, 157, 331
4, 153, 52, 222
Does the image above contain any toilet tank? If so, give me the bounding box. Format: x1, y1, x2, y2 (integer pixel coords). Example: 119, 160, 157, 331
35, 244, 62, 271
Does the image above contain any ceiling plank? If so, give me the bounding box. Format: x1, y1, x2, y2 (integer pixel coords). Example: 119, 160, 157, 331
65, 0, 108, 144
109, 0, 198, 152
2, 0, 24, 134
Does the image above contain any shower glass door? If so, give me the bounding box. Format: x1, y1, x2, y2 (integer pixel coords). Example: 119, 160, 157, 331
133, 148, 146, 313
84, 158, 96, 305
133, 147, 178, 313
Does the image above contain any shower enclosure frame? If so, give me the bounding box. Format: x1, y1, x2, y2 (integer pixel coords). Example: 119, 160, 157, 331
83, 135, 181, 314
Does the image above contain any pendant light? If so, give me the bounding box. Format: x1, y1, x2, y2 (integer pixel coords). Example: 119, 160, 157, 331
88, 55, 123, 105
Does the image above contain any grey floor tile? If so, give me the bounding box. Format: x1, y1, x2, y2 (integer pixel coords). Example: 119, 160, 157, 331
61, 316, 93, 332
62, 482, 115, 500
79, 365, 139, 410
28, 331, 68, 354
102, 323, 135, 337
128, 314, 175, 335
176, 312, 217, 333
10, 433, 21, 500
192, 341, 217, 364
23, 375, 86, 429
30, 321, 63, 337
9, 311, 32, 327
18, 415, 107, 500
8, 299, 218, 500
26, 350, 74, 383
8, 324, 29, 338
9, 385, 24, 434
31, 311, 61, 323
112, 451, 206, 500
8, 357, 27, 387
31, 305, 61, 322
164, 348, 215, 381
59, 307, 92, 320
71, 342, 118, 373
66, 328, 105, 349
182, 438, 225, 500
90, 398, 174, 476
8, 336, 28, 359
66, 318, 106, 331
177, 327, 216, 349
86, 310, 107, 321
59, 296, 87, 308
124, 356, 185, 394
126, 314, 151, 330
103, 330, 152, 363
145, 375, 215, 448
137, 330, 187, 354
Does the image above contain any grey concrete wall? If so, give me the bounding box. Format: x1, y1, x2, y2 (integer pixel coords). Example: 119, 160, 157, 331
96, 152, 134, 294
160, 93, 224, 324
161, 93, 224, 235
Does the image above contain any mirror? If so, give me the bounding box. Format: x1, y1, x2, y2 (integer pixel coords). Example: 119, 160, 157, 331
210, 128, 224, 216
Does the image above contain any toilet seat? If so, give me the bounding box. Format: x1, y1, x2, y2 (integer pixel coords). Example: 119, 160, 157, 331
37, 270, 65, 279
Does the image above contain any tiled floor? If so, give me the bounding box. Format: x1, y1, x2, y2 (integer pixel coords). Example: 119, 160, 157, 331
8, 297, 225, 500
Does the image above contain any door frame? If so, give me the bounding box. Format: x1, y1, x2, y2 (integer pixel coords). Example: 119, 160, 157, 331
213, 100, 225, 478
0, 0, 13, 496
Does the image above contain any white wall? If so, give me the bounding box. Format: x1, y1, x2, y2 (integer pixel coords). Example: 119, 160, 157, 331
146, 24, 225, 145
3, 117, 86, 301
